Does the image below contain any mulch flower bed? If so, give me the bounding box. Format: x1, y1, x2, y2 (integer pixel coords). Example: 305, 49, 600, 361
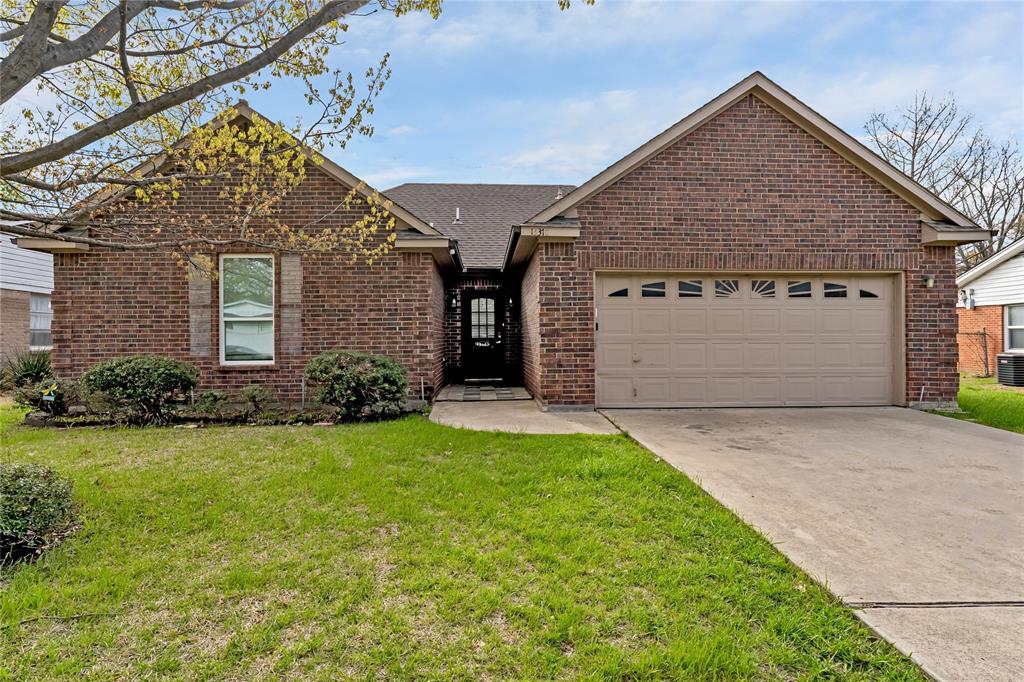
22, 407, 355, 429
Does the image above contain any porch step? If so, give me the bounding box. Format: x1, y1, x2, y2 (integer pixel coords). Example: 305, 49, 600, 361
435, 385, 532, 402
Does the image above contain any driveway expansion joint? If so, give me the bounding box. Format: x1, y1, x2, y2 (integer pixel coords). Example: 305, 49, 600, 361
848, 600, 1024, 609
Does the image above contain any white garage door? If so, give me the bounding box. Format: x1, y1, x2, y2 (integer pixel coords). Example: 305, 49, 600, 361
595, 274, 897, 407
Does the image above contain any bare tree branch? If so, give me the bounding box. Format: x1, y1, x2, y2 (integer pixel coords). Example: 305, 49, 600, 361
866, 92, 1023, 271
1, 0, 370, 175
0, 0, 68, 101
3, 170, 226, 192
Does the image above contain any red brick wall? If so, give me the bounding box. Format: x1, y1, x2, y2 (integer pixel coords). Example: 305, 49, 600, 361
520, 255, 540, 397
957, 305, 1004, 377
0, 288, 30, 357
51, 164, 446, 403
431, 263, 446, 391
531, 94, 959, 406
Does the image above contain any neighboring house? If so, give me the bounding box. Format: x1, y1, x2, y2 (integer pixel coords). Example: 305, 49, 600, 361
956, 239, 1024, 376
0, 230, 54, 356
19, 72, 988, 409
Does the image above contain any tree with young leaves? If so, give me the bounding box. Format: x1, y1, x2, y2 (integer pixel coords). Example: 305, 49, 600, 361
1, 0, 453, 263
866, 92, 1023, 271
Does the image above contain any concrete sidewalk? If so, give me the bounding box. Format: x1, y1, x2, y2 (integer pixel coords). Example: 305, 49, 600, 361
430, 400, 618, 435
604, 407, 1024, 682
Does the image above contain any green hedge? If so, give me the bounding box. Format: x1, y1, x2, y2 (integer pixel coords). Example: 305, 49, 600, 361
80, 356, 197, 423
0, 463, 78, 563
304, 351, 407, 421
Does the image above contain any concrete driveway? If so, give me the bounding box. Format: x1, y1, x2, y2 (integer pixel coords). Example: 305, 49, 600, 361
602, 407, 1024, 682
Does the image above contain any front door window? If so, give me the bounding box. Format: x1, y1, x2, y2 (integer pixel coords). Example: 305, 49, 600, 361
471, 297, 496, 339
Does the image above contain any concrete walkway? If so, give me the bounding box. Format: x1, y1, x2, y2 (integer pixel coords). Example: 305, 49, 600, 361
603, 407, 1024, 682
430, 400, 618, 435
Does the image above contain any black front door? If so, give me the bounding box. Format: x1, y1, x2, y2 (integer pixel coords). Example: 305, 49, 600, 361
462, 293, 504, 381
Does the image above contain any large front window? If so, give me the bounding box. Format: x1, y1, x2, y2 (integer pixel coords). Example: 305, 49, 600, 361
220, 255, 274, 364
1008, 305, 1024, 352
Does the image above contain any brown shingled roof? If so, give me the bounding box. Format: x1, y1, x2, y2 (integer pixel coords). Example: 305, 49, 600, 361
384, 183, 571, 269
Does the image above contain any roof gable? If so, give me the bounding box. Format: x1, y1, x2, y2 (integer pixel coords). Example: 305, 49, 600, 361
65, 102, 441, 238
527, 72, 976, 228
202, 103, 443, 237
385, 183, 570, 269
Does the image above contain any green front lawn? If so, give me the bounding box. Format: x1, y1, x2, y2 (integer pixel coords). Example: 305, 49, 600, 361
936, 375, 1024, 434
0, 406, 924, 680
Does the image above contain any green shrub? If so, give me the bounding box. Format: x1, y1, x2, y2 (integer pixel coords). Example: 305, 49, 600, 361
80, 356, 197, 423
193, 389, 229, 416
13, 379, 78, 416
304, 351, 407, 420
0, 463, 78, 563
239, 384, 273, 417
0, 351, 52, 390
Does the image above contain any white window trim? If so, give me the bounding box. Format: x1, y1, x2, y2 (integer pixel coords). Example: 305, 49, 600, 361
1007, 304, 1024, 353
219, 254, 275, 366
29, 292, 53, 351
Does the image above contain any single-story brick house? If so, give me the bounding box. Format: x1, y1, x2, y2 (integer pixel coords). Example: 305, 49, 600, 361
956, 238, 1024, 376
19, 72, 990, 409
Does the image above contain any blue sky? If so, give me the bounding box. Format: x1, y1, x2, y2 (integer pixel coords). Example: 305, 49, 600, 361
247, 0, 1023, 189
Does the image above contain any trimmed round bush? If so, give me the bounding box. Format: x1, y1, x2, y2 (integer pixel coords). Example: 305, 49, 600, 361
0, 463, 78, 563
304, 351, 407, 420
80, 356, 197, 423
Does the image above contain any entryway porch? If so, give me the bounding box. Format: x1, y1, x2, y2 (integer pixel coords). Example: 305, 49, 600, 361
435, 384, 531, 402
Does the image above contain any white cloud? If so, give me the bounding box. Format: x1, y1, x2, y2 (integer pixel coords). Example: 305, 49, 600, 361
500, 140, 617, 177
785, 57, 1023, 138
952, 8, 1022, 56
385, 124, 418, 136
324, 0, 1021, 185
338, 1, 792, 60
359, 165, 437, 188
496, 82, 719, 179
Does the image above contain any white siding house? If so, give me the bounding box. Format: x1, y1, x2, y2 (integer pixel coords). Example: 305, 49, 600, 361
1, 231, 55, 353
957, 241, 1024, 310
1, 232, 54, 294
957, 240, 1024, 359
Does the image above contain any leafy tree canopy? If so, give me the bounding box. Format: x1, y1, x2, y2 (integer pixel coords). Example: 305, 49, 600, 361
0, 0, 443, 263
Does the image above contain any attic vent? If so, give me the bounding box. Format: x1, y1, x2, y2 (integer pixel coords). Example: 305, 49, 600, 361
453, 207, 462, 224
555, 187, 564, 199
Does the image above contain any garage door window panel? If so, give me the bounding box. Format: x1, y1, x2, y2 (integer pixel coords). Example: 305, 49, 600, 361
641, 281, 666, 298
751, 279, 776, 298
602, 277, 631, 298
824, 282, 849, 298
787, 280, 812, 298
678, 280, 703, 298
715, 279, 741, 298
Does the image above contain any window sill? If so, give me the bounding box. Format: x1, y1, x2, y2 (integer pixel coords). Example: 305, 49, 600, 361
218, 362, 277, 370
